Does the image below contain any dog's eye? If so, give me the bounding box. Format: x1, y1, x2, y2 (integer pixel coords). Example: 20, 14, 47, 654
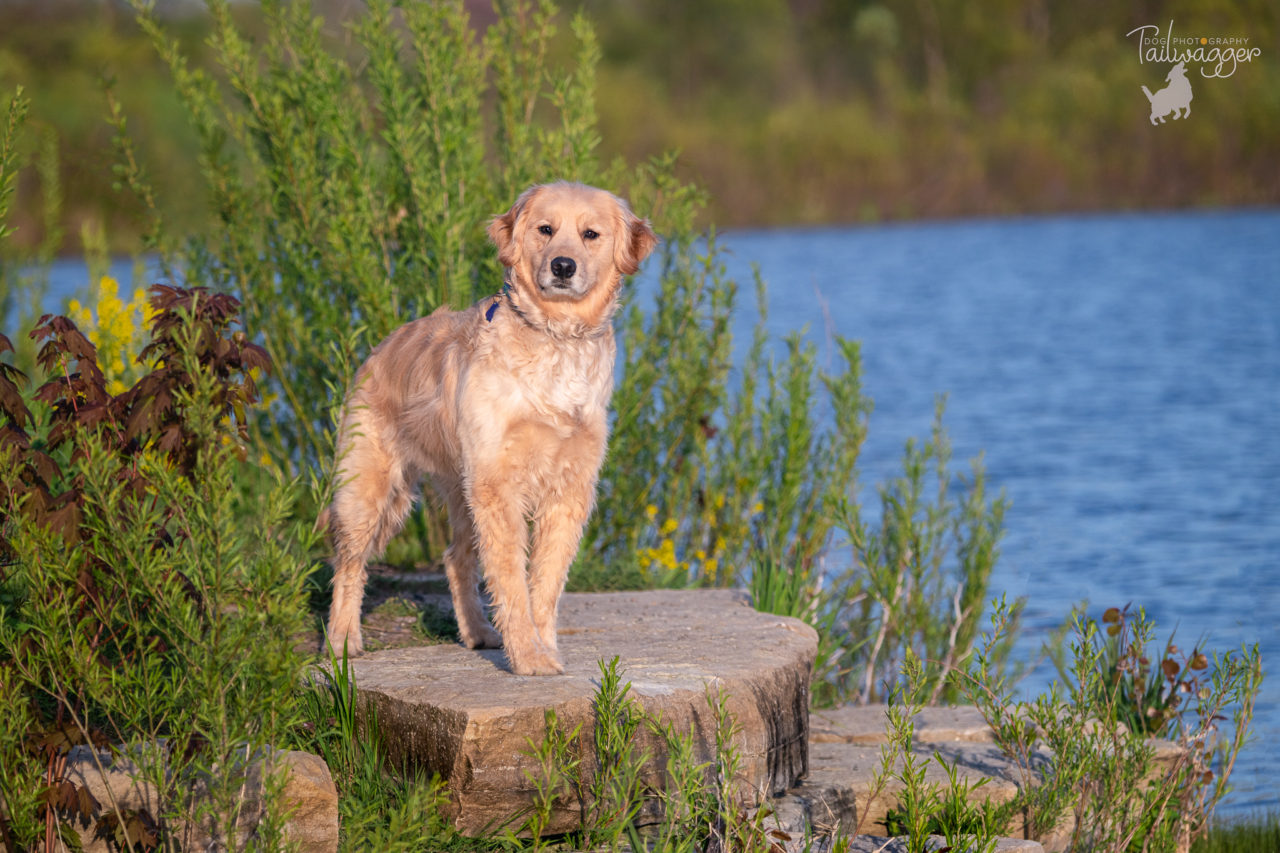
538, 225, 553, 236
582, 229, 599, 241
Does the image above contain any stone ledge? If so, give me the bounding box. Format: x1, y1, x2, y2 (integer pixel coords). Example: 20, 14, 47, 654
789, 740, 1046, 838
347, 589, 818, 835
755, 797, 1044, 853
786, 704, 1187, 853
811, 705, 992, 745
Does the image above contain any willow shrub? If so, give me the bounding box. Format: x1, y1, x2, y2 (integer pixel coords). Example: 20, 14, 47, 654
0, 289, 316, 851
0, 86, 60, 374
122, 0, 862, 578
119, 0, 1008, 698
962, 600, 1262, 852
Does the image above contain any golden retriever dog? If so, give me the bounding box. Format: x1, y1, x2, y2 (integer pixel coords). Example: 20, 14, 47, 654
325, 182, 657, 675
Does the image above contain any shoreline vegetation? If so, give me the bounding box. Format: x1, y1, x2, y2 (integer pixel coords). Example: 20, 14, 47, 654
0, 0, 1276, 255
0, 0, 1270, 850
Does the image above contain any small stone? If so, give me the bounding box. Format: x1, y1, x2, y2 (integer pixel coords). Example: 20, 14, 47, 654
1148, 735, 1187, 772
61, 745, 337, 852
753, 793, 810, 839
277, 750, 340, 852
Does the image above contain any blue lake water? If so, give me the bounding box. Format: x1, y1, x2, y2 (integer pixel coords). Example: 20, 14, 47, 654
24, 207, 1280, 813
656, 208, 1280, 815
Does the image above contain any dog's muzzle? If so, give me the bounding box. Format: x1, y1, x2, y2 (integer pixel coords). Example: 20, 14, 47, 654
550, 256, 577, 284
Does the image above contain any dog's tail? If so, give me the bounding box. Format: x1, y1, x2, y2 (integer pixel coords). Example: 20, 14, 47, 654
1141, 85, 1155, 103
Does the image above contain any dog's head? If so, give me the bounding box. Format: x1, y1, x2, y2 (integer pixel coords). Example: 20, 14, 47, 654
488, 182, 658, 333
1168, 60, 1187, 81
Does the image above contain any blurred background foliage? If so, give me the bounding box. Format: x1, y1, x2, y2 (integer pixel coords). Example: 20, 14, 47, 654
586, 0, 1279, 224
0, 0, 1276, 255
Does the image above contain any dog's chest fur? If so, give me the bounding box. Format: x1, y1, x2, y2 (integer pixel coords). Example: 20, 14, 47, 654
492, 328, 615, 424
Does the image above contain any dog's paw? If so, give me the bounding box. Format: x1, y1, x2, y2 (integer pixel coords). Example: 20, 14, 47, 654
461, 623, 504, 650
508, 645, 565, 676
325, 627, 364, 659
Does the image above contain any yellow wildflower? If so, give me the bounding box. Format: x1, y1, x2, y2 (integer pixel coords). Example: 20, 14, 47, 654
645, 504, 658, 521
639, 537, 679, 575
70, 276, 151, 395
654, 538, 677, 570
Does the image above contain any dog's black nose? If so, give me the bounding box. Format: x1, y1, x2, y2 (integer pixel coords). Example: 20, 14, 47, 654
550, 256, 577, 280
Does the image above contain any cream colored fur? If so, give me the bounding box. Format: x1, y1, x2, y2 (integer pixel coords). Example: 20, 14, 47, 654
324, 182, 657, 675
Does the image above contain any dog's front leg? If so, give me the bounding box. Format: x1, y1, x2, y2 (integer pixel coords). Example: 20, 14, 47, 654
528, 488, 594, 655
469, 474, 564, 675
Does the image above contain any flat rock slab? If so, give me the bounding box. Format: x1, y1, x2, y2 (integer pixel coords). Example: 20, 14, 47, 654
843, 838, 1043, 853
348, 589, 818, 835
758, 799, 1043, 853
788, 740, 1048, 838
812, 705, 993, 745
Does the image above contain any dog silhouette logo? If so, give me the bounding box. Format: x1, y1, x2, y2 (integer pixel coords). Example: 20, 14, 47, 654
1142, 61, 1193, 124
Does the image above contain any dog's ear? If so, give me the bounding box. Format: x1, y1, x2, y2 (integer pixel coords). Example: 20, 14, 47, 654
613, 202, 659, 277
488, 186, 539, 268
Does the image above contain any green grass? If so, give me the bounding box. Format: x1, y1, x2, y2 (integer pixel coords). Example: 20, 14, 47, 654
1193, 812, 1280, 853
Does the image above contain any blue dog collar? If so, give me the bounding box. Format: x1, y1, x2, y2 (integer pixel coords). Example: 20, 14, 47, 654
485, 282, 511, 323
